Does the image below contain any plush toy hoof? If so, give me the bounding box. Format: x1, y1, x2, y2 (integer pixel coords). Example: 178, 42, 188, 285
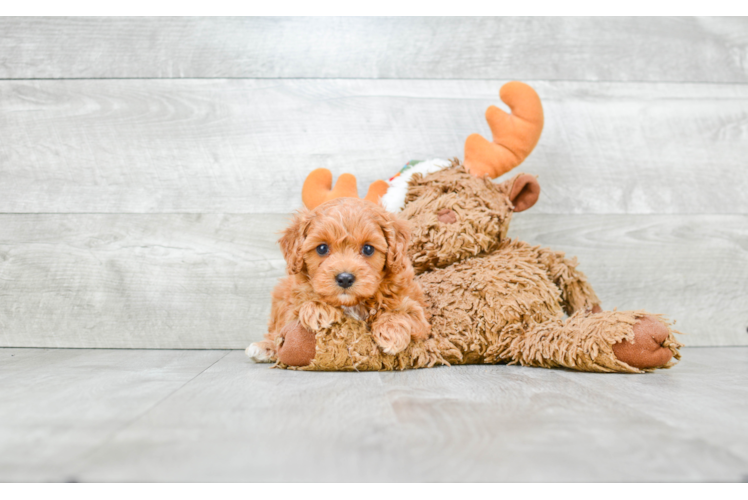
612, 316, 673, 369
277, 321, 317, 367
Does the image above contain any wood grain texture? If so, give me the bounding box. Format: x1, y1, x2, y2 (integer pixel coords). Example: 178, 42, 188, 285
0, 214, 288, 349
376, 348, 748, 482
0, 348, 228, 482
0, 21, 743, 485
23, 480, 745, 498
0, 213, 745, 349
3, 347, 744, 482
1, 17, 748, 82
555, 347, 748, 475
1, 79, 747, 214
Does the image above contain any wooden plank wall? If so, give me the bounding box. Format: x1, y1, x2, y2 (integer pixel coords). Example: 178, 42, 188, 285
0, 17, 746, 348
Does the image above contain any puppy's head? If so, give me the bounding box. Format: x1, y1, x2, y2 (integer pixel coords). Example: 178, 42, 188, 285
280, 197, 410, 306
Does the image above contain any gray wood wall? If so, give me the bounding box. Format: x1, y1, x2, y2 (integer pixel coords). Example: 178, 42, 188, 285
0, 17, 746, 348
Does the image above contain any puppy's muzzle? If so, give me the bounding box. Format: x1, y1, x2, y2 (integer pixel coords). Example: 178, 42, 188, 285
335, 272, 356, 289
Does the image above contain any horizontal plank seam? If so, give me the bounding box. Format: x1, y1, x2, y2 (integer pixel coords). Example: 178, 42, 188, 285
1, 77, 748, 86
0, 347, 241, 352
2, 347, 741, 351
1, 212, 747, 216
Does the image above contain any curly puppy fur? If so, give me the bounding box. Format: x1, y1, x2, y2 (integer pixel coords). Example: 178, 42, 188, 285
248, 197, 430, 362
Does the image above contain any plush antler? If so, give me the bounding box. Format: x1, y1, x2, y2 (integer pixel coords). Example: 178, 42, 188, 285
464, 81, 544, 179
301, 168, 389, 210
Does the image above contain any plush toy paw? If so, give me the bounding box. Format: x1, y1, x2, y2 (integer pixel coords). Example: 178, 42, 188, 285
612, 316, 673, 369
371, 315, 412, 355
298, 301, 343, 332
246, 339, 278, 363
277, 321, 317, 367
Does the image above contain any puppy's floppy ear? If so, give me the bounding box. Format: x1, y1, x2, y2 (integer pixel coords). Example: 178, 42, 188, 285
382, 213, 411, 275
279, 209, 312, 275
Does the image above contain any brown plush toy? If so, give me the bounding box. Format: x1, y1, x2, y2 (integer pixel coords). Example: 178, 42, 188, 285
256, 82, 682, 374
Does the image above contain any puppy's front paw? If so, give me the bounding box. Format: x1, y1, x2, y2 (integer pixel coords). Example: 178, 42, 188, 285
372, 315, 412, 355
298, 302, 343, 332
246, 340, 277, 363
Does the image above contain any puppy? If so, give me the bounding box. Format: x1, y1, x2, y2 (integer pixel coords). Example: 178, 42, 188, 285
247, 197, 430, 362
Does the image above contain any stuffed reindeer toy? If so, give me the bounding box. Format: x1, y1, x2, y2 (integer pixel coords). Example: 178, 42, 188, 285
248, 81, 682, 373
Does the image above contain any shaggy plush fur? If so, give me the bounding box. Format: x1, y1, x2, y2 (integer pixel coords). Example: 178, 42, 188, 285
283, 310, 680, 374
265, 163, 683, 373
247, 197, 429, 362
401, 159, 514, 273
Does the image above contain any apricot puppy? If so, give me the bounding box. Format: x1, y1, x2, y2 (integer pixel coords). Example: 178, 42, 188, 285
247, 197, 430, 362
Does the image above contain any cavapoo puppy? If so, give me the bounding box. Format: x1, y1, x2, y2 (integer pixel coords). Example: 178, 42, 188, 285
247, 197, 430, 362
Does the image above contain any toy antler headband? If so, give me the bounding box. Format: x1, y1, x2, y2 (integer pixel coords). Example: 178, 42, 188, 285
302, 168, 389, 210
464, 81, 544, 179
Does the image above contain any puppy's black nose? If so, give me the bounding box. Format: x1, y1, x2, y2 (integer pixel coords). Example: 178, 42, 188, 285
336, 272, 356, 289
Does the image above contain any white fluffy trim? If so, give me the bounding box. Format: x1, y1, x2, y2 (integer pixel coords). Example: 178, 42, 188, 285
380, 158, 451, 212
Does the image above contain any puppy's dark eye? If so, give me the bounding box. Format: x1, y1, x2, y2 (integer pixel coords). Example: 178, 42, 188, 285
316, 244, 329, 256
362, 244, 375, 256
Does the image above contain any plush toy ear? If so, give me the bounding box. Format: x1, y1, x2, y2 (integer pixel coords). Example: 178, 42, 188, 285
278, 209, 312, 275
509, 174, 540, 213
383, 215, 411, 275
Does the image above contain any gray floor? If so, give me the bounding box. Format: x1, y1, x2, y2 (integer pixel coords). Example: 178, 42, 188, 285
2, 347, 747, 482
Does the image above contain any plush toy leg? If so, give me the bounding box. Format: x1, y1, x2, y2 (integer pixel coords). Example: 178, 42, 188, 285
494, 310, 682, 373
531, 245, 601, 315
612, 315, 678, 369
276, 315, 454, 372
277, 321, 317, 367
